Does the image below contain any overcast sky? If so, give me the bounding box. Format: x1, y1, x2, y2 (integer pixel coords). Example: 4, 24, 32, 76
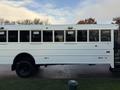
0, 0, 119, 24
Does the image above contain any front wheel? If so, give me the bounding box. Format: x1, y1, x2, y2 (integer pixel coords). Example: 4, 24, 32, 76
15, 61, 35, 78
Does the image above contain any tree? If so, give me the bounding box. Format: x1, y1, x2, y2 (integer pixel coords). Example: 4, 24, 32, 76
77, 18, 97, 24
0, 18, 50, 25
112, 17, 120, 24
24, 19, 32, 24
4, 20, 10, 24
33, 18, 42, 24
0, 18, 4, 24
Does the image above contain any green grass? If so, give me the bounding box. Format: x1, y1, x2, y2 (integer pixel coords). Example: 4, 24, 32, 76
0, 78, 120, 90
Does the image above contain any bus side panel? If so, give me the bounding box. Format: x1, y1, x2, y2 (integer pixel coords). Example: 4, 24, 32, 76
0, 43, 114, 67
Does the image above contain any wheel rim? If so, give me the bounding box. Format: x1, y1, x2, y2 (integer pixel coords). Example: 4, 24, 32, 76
17, 63, 32, 77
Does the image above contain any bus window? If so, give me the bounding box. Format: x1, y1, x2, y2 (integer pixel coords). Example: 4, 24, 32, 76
31, 31, 41, 42
54, 31, 64, 42
89, 30, 99, 42
66, 30, 75, 42
20, 31, 29, 42
0, 31, 6, 42
101, 30, 111, 41
8, 31, 18, 42
77, 30, 87, 42
43, 31, 53, 42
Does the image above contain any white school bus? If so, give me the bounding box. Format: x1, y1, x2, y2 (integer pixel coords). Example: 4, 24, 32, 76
0, 24, 119, 77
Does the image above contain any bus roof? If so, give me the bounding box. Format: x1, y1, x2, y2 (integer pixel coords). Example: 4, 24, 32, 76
0, 24, 119, 30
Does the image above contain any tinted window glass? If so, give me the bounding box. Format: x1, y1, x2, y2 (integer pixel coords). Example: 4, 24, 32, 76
101, 30, 111, 41
0, 31, 6, 42
89, 30, 99, 42
54, 31, 64, 42
43, 31, 53, 42
77, 30, 87, 42
31, 31, 41, 42
66, 30, 75, 42
20, 31, 29, 42
8, 31, 18, 42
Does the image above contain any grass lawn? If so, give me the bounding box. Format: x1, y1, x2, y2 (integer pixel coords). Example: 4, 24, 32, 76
0, 78, 120, 90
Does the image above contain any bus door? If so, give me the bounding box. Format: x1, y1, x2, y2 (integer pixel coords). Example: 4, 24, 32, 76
114, 29, 120, 67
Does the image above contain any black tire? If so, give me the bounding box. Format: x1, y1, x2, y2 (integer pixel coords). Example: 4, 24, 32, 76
15, 61, 35, 78
109, 66, 114, 72
109, 66, 117, 73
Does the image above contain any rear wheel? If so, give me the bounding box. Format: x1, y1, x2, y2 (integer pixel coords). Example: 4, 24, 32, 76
15, 61, 35, 78
109, 66, 115, 72
109, 66, 120, 72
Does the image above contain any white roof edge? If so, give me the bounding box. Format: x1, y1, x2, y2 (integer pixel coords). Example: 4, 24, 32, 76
0, 24, 119, 30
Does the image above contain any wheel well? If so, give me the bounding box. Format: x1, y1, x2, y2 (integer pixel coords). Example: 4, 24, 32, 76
12, 53, 35, 71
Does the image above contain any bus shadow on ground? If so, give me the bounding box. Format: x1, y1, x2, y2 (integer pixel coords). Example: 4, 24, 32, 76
35, 65, 120, 79
1, 64, 120, 79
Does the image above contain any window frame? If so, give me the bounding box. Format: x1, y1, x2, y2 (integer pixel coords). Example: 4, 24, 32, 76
77, 30, 87, 42
20, 30, 30, 42
101, 29, 111, 42
89, 30, 99, 42
0, 29, 112, 43
8, 30, 18, 42
54, 30, 64, 42
43, 30, 53, 42
31, 30, 41, 42
0, 30, 7, 43
65, 30, 76, 42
